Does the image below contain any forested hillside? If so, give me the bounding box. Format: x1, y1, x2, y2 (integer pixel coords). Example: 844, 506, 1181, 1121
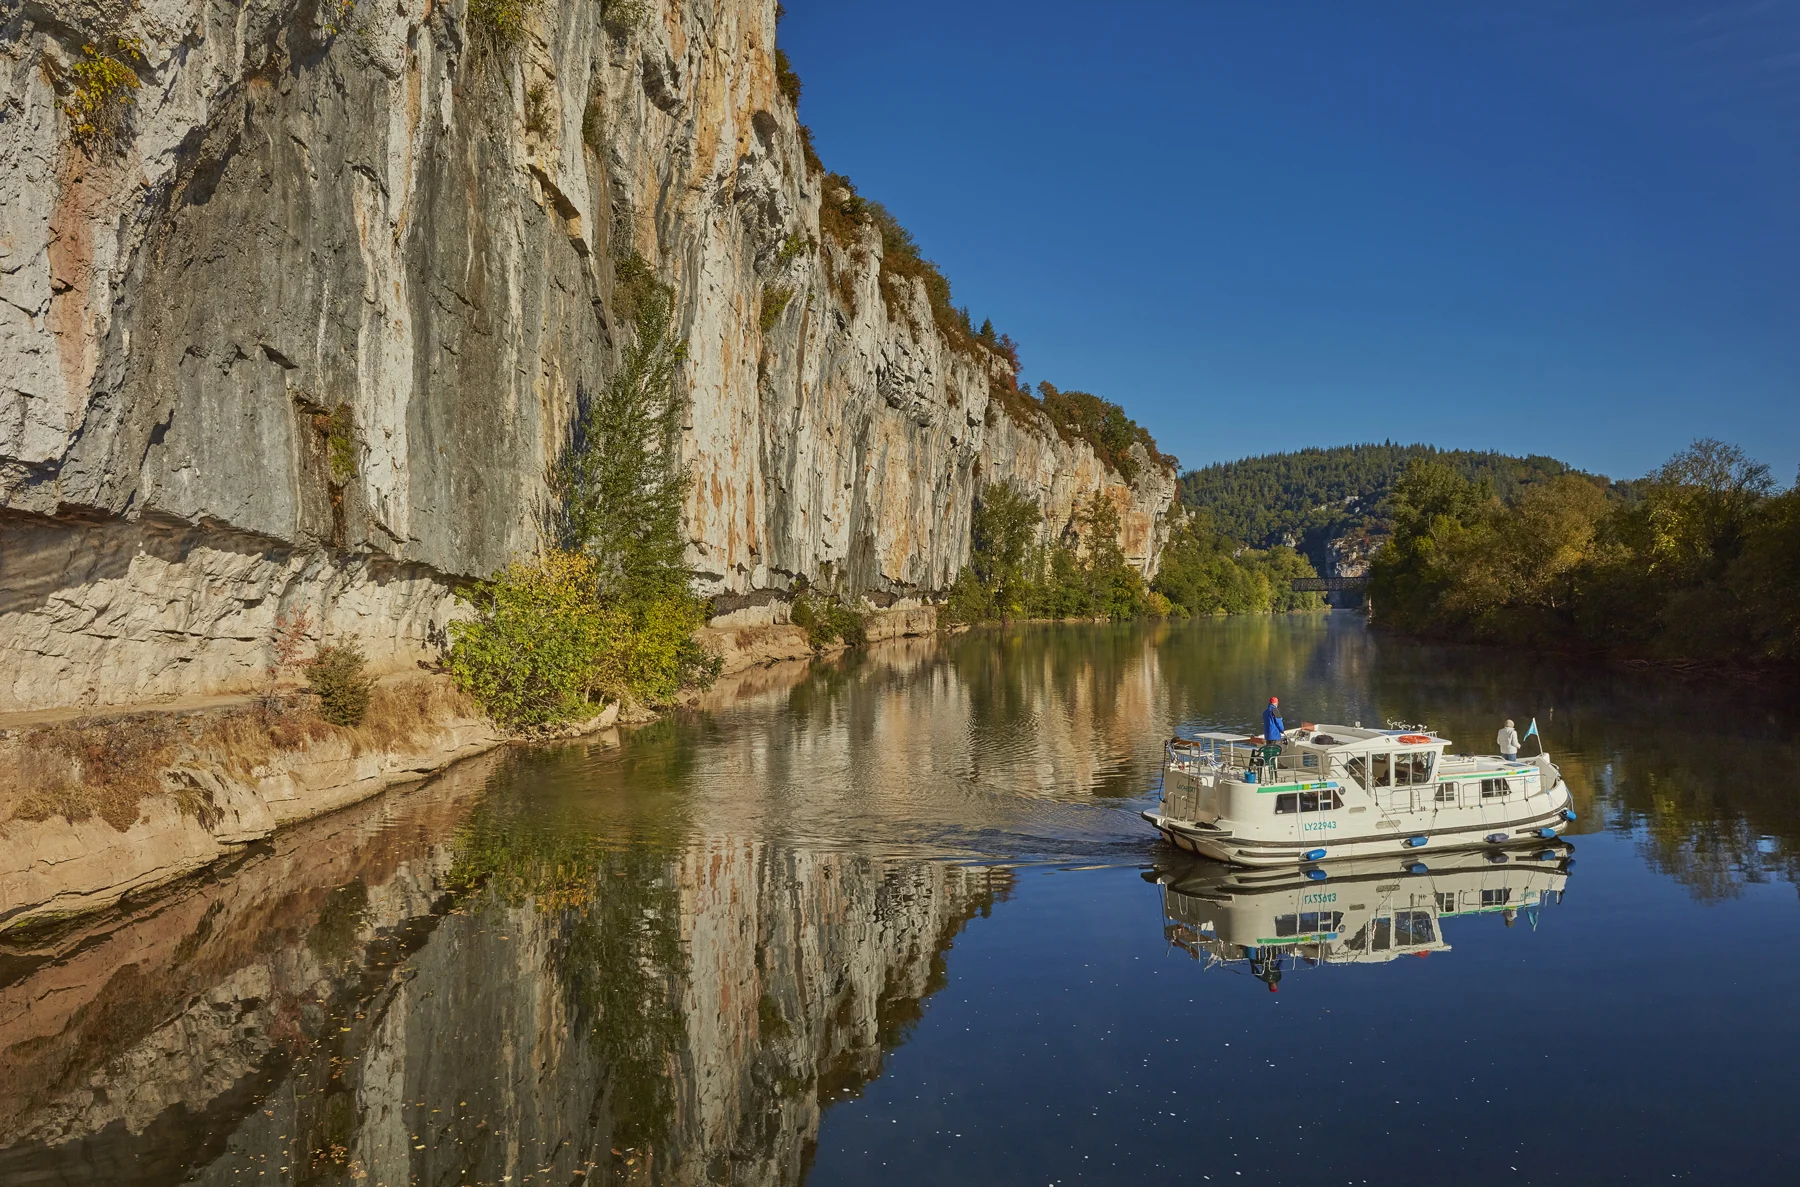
1179, 444, 1590, 572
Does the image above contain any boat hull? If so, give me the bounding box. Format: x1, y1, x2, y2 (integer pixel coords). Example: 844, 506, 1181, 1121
1142, 801, 1572, 867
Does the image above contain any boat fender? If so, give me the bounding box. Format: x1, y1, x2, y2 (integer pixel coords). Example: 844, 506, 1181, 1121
1537, 850, 1559, 862
1304, 848, 1327, 862
1486, 853, 1510, 865
1536, 826, 1559, 839
1305, 868, 1328, 882
1404, 861, 1429, 875
1561, 808, 1577, 822
1405, 835, 1429, 848
1484, 832, 1510, 844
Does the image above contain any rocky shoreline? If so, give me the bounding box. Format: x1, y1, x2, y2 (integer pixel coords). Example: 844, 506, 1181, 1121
0, 606, 937, 939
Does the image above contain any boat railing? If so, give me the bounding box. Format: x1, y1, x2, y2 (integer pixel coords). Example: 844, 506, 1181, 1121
1162, 779, 1206, 821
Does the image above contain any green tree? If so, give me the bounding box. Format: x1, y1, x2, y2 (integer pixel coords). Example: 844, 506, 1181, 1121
553, 254, 692, 604
451, 256, 719, 729
947, 482, 1042, 623
1369, 438, 1798, 669
448, 550, 623, 730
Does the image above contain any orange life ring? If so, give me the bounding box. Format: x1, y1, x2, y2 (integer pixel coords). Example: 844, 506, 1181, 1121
1397, 734, 1432, 744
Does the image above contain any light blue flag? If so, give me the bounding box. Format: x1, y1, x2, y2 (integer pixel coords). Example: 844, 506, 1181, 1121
1524, 718, 1539, 739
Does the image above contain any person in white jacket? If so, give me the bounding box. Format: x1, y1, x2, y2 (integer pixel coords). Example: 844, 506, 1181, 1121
1496, 720, 1520, 761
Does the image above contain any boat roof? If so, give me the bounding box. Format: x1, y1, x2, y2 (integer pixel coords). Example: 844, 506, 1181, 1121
1180, 731, 1253, 743
1293, 725, 1448, 750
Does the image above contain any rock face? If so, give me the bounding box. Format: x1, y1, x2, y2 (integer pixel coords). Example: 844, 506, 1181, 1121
0, 0, 1175, 714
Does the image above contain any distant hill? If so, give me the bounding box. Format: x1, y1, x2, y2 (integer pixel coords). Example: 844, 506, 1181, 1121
1178, 443, 1594, 576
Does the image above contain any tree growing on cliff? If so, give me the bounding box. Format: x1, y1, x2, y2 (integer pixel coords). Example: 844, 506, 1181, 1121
450, 256, 718, 728
945, 483, 1042, 623
553, 254, 693, 603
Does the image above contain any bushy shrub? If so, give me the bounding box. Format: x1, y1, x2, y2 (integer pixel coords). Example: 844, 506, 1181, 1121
791, 591, 868, 650
65, 36, 144, 155
306, 644, 375, 727
469, 0, 539, 48
448, 550, 621, 730
775, 48, 802, 108
759, 285, 793, 332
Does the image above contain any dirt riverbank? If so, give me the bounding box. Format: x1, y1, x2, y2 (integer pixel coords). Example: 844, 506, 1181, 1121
0, 607, 937, 937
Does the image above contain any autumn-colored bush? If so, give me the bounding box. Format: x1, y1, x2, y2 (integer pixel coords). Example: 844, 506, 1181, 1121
64, 36, 144, 155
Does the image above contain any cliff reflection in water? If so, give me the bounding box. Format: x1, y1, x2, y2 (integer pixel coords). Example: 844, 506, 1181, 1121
0, 747, 1010, 1187
3, 617, 1798, 1186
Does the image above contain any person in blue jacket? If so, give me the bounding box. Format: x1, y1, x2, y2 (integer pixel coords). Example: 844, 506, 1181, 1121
1257, 697, 1286, 775
1262, 697, 1285, 743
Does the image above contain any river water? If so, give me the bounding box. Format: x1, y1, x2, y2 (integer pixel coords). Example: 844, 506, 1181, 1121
3, 615, 1797, 1185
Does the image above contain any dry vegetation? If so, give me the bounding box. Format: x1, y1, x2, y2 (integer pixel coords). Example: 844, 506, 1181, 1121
0, 679, 477, 834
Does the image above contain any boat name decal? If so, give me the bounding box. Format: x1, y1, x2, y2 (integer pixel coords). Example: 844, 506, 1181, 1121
1301, 820, 1337, 832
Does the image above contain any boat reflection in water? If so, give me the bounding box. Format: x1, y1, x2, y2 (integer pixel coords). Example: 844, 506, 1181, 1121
1154, 843, 1574, 991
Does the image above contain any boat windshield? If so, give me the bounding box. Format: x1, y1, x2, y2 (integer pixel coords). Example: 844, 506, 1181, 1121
1339, 750, 1434, 789
1395, 752, 1435, 784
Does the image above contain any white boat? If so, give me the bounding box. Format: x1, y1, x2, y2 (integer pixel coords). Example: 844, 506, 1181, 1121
1155, 844, 1574, 989
1142, 723, 1574, 867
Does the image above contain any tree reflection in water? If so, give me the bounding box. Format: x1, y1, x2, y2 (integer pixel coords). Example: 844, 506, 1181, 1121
1, 616, 1793, 1186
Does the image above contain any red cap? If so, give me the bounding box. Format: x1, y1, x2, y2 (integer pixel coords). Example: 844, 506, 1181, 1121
1270, 697, 1279, 705
1268, 981, 1279, 992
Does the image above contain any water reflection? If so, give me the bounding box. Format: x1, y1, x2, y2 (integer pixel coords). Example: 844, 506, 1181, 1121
2, 616, 1797, 1185
0, 754, 1010, 1185
1156, 844, 1574, 991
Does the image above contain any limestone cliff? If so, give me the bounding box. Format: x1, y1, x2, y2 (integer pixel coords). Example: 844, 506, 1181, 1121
0, 0, 1176, 714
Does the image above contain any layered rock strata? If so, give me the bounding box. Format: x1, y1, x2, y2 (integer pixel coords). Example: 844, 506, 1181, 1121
0, 0, 1176, 714
0, 680, 504, 934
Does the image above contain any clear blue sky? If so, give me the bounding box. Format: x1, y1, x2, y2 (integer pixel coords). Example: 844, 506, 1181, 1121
778, 0, 1799, 482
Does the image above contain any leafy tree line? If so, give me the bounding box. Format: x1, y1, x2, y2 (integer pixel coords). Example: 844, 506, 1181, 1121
1152, 510, 1327, 616
1370, 439, 1800, 667
945, 484, 1325, 624
1179, 443, 1594, 572
447, 255, 720, 730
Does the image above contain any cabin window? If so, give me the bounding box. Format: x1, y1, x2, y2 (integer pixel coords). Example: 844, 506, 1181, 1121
1301, 753, 1319, 769
1275, 911, 1343, 937
1299, 790, 1343, 812
1369, 917, 1393, 951
1408, 753, 1435, 784
1481, 777, 1511, 800
1434, 782, 1457, 804
1372, 754, 1394, 787
1274, 793, 1299, 814
1394, 909, 1435, 947
1436, 892, 1457, 914
1482, 888, 1512, 908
